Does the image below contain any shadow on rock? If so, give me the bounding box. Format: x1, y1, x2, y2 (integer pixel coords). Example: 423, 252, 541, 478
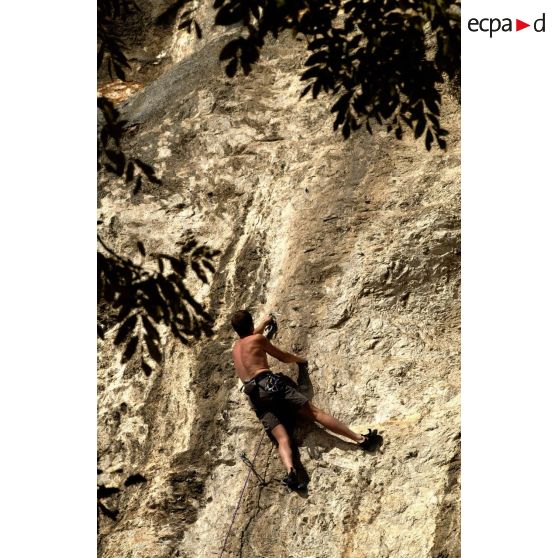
275, 364, 384, 494
295, 362, 314, 401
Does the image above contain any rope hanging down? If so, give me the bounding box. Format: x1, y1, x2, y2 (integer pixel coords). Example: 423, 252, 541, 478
218, 314, 277, 556
218, 430, 267, 558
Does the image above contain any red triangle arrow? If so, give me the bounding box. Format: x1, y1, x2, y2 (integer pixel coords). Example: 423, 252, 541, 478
516, 19, 530, 31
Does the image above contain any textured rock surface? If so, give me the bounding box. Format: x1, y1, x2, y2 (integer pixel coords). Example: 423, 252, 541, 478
98, 18, 460, 558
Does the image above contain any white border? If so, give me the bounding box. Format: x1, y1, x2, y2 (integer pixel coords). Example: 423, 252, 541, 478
1, 2, 96, 556
2, 1, 557, 556
463, 1, 558, 556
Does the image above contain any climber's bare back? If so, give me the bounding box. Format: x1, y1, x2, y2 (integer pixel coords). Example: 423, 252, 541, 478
232, 334, 272, 383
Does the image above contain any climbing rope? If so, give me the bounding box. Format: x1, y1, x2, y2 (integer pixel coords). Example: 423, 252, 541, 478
218, 429, 267, 558
217, 313, 278, 556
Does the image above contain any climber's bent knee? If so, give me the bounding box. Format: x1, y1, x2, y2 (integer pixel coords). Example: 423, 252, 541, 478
299, 401, 320, 420
270, 423, 290, 445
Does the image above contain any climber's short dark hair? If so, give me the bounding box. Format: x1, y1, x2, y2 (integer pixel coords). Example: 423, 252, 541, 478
231, 310, 254, 337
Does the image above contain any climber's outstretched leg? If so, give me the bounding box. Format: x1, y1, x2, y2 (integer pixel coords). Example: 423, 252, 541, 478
270, 424, 295, 471
298, 402, 365, 443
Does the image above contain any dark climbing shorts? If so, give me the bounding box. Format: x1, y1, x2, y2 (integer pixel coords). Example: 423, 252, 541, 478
243, 371, 308, 431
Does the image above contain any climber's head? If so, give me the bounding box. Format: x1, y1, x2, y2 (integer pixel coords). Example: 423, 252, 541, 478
231, 309, 254, 338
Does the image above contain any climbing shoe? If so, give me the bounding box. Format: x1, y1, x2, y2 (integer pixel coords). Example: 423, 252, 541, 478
359, 429, 383, 452
282, 468, 302, 491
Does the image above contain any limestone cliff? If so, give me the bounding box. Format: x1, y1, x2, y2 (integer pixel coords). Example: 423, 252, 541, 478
97, 10, 460, 558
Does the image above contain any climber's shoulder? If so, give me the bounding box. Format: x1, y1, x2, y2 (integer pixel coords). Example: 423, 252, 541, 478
235, 333, 266, 348
250, 333, 267, 346
247, 334, 271, 352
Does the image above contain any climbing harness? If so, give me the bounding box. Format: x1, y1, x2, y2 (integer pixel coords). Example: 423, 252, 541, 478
243, 370, 285, 395
218, 430, 267, 558
260, 372, 284, 394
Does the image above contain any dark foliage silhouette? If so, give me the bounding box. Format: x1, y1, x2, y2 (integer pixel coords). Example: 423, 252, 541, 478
97, 96, 162, 195
98, 1, 218, 369
97, 0, 138, 80
98, 234, 218, 374
212, 0, 460, 148
156, 0, 199, 32
106, 0, 460, 147
156, 0, 203, 36
97, 0, 461, 366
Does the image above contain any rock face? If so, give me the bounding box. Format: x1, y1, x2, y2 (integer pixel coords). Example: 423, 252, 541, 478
97, 15, 460, 558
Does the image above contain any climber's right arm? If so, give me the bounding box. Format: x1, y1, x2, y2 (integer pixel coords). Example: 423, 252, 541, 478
262, 337, 307, 364
253, 314, 273, 335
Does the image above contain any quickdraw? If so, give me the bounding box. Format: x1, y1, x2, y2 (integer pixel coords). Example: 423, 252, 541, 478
218, 431, 267, 558
239, 451, 267, 486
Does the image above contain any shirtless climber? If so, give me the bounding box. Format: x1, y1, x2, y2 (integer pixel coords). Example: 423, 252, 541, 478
230, 309, 381, 490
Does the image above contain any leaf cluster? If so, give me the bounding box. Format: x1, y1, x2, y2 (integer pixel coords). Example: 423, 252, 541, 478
98, 0, 140, 80
98, 97, 161, 195
98, 235, 219, 375
98, 1, 218, 369
214, 0, 460, 148
156, 0, 203, 37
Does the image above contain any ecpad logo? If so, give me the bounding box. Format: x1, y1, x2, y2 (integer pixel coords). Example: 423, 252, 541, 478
468, 13, 546, 38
